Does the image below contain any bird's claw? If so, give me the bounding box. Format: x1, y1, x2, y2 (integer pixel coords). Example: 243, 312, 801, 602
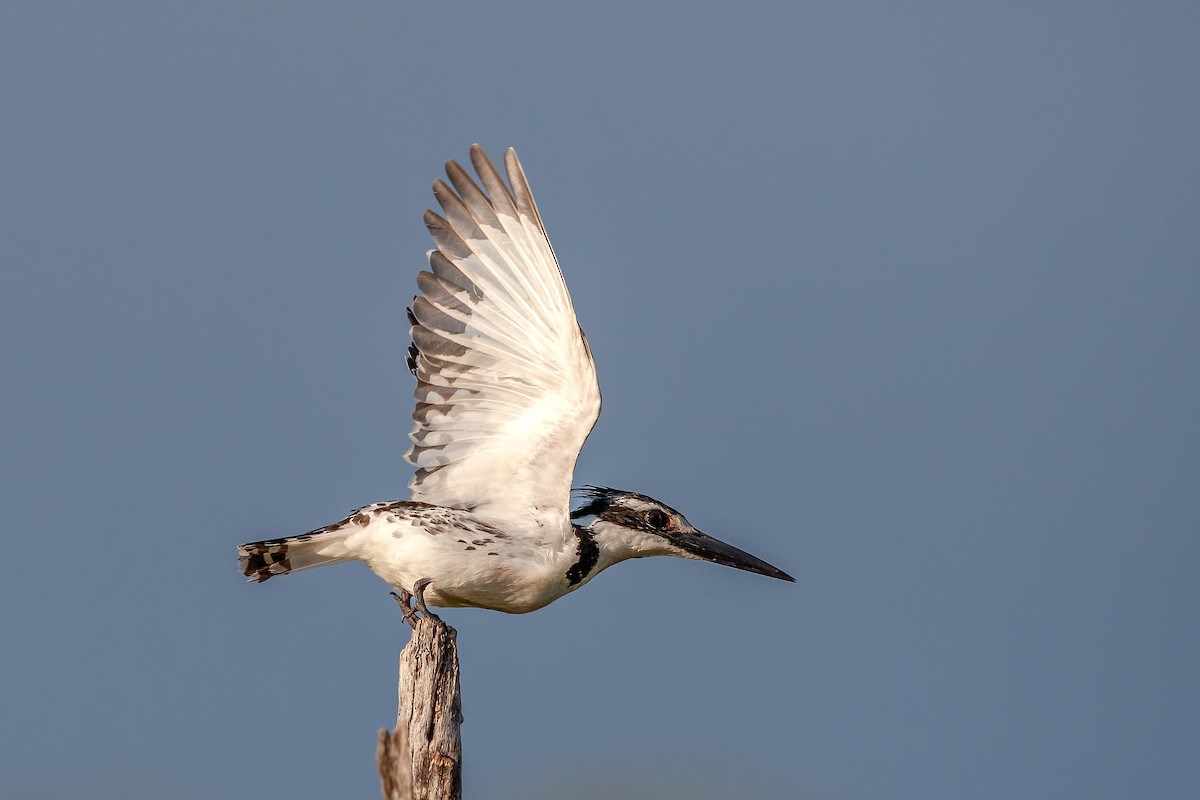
390, 590, 421, 628
390, 578, 438, 629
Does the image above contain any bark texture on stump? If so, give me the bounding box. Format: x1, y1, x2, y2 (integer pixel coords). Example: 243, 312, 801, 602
377, 615, 462, 800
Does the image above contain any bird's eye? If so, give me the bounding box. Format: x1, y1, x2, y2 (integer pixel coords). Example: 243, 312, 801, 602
645, 509, 669, 529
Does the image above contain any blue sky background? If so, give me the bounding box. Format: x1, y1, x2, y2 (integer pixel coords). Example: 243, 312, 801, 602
2, 3, 1198, 798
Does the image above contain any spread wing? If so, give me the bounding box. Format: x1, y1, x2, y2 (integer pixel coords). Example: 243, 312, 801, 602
405, 145, 601, 530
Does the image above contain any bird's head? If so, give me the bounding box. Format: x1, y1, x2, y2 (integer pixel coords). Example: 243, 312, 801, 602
570, 486, 794, 582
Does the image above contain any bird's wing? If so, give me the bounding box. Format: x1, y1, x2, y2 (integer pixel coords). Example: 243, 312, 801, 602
405, 145, 601, 531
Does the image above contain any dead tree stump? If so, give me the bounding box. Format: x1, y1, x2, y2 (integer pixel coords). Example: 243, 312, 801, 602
377, 615, 463, 800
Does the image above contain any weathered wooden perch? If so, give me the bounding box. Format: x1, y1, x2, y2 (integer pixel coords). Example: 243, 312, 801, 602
377, 614, 463, 800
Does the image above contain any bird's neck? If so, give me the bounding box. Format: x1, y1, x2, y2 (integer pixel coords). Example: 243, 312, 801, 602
565, 524, 601, 587
565, 519, 678, 589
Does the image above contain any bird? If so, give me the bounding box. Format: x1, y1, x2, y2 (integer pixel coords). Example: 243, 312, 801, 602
237, 145, 793, 619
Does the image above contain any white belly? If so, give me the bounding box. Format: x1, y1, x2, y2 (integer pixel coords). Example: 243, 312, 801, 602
332, 505, 578, 614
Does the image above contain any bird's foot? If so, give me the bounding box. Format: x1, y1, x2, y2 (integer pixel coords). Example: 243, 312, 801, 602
390, 590, 421, 628
411, 578, 438, 620
390, 578, 439, 629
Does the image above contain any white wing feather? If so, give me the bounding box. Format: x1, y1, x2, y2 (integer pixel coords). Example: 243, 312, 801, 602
405, 146, 601, 532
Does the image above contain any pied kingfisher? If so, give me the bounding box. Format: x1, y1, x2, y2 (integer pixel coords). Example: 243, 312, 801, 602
238, 145, 793, 617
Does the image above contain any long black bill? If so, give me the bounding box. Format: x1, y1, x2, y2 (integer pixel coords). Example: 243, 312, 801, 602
669, 530, 795, 582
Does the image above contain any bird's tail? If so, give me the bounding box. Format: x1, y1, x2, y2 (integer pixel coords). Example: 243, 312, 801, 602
238, 524, 357, 583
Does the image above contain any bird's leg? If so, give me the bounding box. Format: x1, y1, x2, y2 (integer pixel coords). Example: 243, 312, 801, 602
390, 579, 439, 629
411, 578, 439, 621
390, 590, 421, 629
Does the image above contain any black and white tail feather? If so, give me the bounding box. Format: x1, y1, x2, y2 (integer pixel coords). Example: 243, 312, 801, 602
238, 515, 359, 583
